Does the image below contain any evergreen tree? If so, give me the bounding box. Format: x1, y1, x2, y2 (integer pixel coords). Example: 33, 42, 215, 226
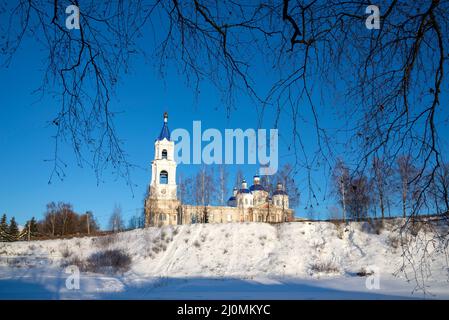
0, 214, 8, 242
0, 214, 7, 231
24, 217, 38, 239
29, 217, 38, 233
8, 217, 19, 240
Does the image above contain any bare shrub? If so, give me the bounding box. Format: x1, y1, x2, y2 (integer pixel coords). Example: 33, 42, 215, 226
152, 246, 161, 254
331, 221, 345, 239
7, 257, 25, 268
408, 220, 432, 237
310, 261, 340, 274
59, 246, 72, 258
386, 234, 401, 249
312, 240, 326, 251
362, 219, 384, 235
61, 255, 86, 270
95, 234, 117, 249
356, 267, 375, 277
86, 249, 131, 274
193, 240, 201, 248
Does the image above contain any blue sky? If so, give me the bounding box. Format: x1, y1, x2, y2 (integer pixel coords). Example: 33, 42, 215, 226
0, 33, 340, 228
1, 11, 448, 229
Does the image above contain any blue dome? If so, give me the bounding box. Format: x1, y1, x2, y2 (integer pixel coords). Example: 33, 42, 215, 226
273, 190, 288, 196
157, 122, 170, 141
249, 184, 265, 192
228, 196, 236, 201
239, 189, 251, 194
157, 112, 170, 141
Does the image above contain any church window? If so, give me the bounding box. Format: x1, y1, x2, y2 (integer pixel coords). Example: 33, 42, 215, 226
162, 149, 168, 159
160, 170, 168, 184
245, 199, 248, 205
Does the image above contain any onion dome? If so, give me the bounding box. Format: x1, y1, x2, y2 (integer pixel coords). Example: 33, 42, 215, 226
239, 179, 251, 194
250, 185, 265, 191
157, 112, 170, 141
250, 175, 265, 192
273, 182, 288, 196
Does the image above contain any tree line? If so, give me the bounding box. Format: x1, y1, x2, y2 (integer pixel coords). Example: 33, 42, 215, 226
0, 214, 22, 242
0, 202, 100, 242
331, 156, 449, 222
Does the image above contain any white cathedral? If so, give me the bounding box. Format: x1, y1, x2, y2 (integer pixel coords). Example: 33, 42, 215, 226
144, 113, 294, 227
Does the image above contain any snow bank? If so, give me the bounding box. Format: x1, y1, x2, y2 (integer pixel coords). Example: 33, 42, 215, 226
1, 220, 447, 283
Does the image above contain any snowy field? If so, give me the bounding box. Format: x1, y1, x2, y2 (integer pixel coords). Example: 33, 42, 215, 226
0, 221, 448, 299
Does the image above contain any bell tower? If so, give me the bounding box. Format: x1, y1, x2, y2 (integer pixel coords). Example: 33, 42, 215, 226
145, 112, 180, 226
149, 112, 177, 200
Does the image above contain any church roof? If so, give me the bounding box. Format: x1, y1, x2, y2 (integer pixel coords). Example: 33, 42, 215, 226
273, 190, 288, 196
238, 189, 251, 194
157, 112, 170, 141
228, 196, 236, 201
249, 184, 266, 192
158, 123, 170, 141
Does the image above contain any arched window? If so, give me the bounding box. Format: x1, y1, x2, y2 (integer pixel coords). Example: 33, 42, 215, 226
162, 149, 168, 159
245, 199, 248, 205
160, 170, 168, 184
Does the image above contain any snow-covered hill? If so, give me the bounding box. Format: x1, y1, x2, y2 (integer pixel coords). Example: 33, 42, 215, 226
0, 220, 448, 299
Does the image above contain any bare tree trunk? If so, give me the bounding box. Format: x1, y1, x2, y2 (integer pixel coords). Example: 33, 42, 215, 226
51, 214, 55, 237
379, 193, 385, 220
219, 165, 227, 206
340, 179, 347, 223
402, 181, 408, 219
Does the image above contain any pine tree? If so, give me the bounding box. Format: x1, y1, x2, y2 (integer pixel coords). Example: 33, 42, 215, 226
0, 214, 8, 242
0, 214, 7, 231
29, 217, 38, 234
24, 217, 38, 240
8, 217, 19, 240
